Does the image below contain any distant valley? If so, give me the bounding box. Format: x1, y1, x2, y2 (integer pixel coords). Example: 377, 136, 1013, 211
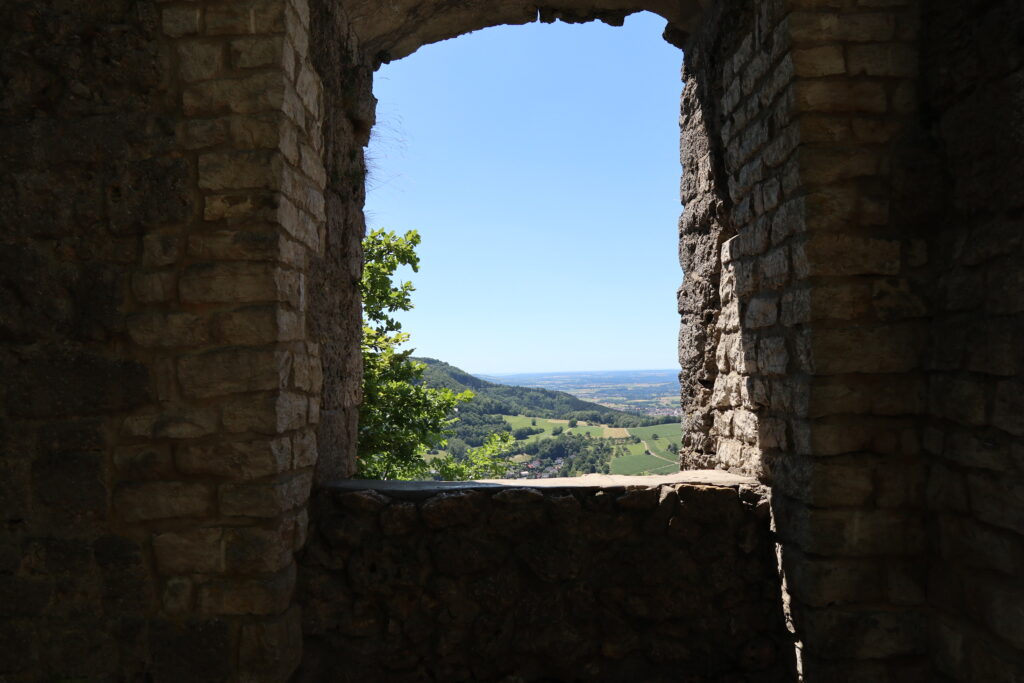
481, 369, 681, 417
415, 359, 682, 478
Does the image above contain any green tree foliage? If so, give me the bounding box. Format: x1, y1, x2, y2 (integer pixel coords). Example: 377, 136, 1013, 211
356, 229, 472, 480
433, 433, 514, 480
568, 419, 578, 428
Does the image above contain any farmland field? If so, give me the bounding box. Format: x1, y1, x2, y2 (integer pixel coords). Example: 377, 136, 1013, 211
610, 452, 677, 475
627, 423, 682, 460
503, 415, 604, 444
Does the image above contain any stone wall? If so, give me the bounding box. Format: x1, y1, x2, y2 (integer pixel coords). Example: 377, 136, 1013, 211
296, 474, 796, 682
2, 0, 1023, 681
1, 0, 332, 678
919, 1, 1024, 680
678, 1, 937, 680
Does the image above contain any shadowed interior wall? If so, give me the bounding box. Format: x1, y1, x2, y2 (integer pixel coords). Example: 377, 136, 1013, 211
918, 1, 1024, 680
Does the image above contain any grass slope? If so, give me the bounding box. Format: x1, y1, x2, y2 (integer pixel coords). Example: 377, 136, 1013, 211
627, 423, 682, 460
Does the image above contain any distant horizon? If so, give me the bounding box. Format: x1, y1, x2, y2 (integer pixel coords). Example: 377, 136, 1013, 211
477, 367, 680, 376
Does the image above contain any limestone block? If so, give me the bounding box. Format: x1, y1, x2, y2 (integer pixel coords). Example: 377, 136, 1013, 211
188, 230, 284, 263
183, 72, 284, 116
219, 472, 313, 518
222, 391, 308, 434
791, 46, 846, 77
801, 147, 880, 185
161, 577, 194, 616
788, 12, 896, 43
793, 80, 888, 114
211, 305, 302, 345
199, 150, 280, 192
176, 437, 292, 479
252, 0, 286, 32
238, 607, 302, 681
225, 526, 293, 573
179, 262, 289, 304
871, 279, 927, 320
732, 409, 759, 444
127, 312, 209, 348
114, 444, 175, 479
115, 482, 213, 522
744, 295, 779, 329
770, 198, 804, 244
808, 281, 872, 321
811, 324, 919, 374
928, 375, 989, 426
181, 117, 230, 149
299, 143, 326, 189
295, 64, 321, 116
205, 4, 254, 35
202, 192, 273, 223
281, 165, 325, 221
292, 428, 317, 469
143, 232, 182, 267
781, 288, 810, 326
153, 528, 225, 574
198, 564, 295, 616
132, 271, 177, 303
785, 554, 883, 607
803, 234, 901, 276
936, 514, 1024, 576
162, 6, 201, 37
178, 348, 291, 398
122, 406, 219, 440
176, 41, 224, 83
967, 472, 1024, 533
712, 409, 734, 437
718, 299, 740, 333
847, 43, 918, 78
774, 499, 925, 556
758, 337, 789, 375
798, 606, 924, 659
231, 36, 284, 69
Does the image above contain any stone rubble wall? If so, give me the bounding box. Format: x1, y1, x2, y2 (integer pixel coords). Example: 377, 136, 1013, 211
296, 477, 796, 683
919, 1, 1024, 680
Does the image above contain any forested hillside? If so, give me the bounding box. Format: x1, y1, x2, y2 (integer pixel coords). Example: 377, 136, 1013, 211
416, 358, 673, 427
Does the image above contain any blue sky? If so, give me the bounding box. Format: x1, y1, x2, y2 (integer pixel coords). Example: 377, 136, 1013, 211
364, 12, 685, 374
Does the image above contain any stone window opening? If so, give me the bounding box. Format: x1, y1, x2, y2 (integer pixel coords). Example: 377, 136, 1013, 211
351, 11, 690, 484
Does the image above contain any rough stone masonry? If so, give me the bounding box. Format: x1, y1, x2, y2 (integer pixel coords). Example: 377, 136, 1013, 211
297, 474, 796, 683
0, 0, 1021, 681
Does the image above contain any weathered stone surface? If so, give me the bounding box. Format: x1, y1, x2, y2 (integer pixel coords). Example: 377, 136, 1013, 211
154, 529, 225, 574
115, 482, 213, 522
299, 477, 791, 681
219, 472, 313, 518
177, 437, 293, 480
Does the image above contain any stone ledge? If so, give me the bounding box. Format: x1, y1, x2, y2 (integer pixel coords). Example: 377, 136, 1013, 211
321, 469, 758, 498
